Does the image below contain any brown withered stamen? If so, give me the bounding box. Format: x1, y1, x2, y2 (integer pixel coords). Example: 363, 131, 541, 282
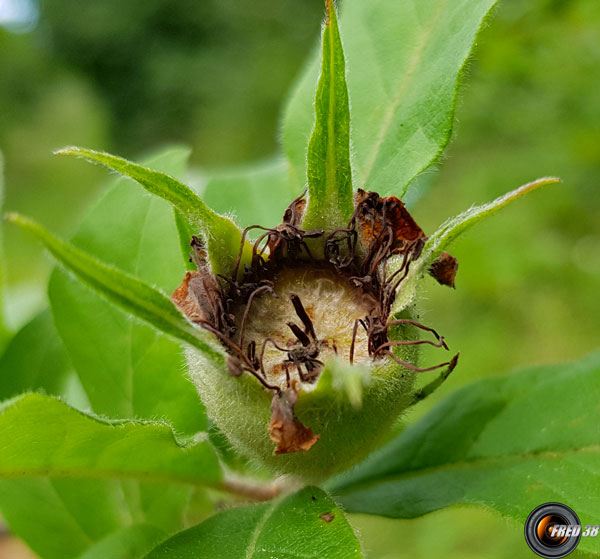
386, 319, 449, 350
260, 337, 289, 380
172, 189, 460, 455
239, 283, 275, 350
290, 293, 317, 340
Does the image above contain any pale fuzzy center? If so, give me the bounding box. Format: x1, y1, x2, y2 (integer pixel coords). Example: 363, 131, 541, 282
234, 266, 376, 389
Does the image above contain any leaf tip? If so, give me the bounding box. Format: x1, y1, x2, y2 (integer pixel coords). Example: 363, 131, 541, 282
54, 146, 81, 157
325, 0, 332, 24
506, 176, 562, 204
4, 211, 26, 227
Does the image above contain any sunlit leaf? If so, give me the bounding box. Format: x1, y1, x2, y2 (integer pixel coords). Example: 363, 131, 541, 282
143, 487, 362, 559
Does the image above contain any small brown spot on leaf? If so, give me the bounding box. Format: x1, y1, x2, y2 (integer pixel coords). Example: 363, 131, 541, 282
269, 388, 320, 454
429, 252, 459, 288
319, 511, 335, 523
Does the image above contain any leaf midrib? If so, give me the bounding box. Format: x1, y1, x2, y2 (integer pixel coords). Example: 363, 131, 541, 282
326, 12, 337, 204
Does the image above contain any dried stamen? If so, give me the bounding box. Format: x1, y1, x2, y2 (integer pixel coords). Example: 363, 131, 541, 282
239, 283, 275, 350
290, 293, 317, 340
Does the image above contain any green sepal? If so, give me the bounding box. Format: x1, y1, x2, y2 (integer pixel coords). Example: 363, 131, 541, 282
303, 0, 354, 232
312, 355, 371, 409
390, 177, 561, 314
6, 213, 225, 363
56, 147, 252, 278
173, 209, 197, 270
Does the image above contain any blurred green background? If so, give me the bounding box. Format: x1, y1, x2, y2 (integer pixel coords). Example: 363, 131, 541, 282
1, 0, 599, 557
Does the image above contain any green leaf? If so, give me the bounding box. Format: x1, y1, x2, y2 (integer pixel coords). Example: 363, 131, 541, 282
303, 0, 353, 231
202, 156, 297, 228
8, 207, 221, 549
10, 148, 224, 559
0, 308, 127, 559
330, 350, 600, 554
56, 146, 252, 277
0, 393, 221, 486
7, 212, 224, 364
283, 0, 497, 198
390, 177, 561, 314
143, 487, 363, 559
0, 308, 71, 400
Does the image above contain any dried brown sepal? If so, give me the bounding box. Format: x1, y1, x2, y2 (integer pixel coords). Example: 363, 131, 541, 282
226, 356, 244, 377
269, 387, 320, 454
265, 192, 322, 261
282, 193, 307, 228
172, 236, 235, 339
354, 189, 425, 253
429, 251, 459, 288
172, 270, 221, 326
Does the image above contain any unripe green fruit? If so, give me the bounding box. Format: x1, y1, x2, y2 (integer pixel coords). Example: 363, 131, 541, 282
173, 190, 457, 482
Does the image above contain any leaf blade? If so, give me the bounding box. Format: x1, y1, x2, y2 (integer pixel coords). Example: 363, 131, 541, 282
0, 308, 71, 400
330, 351, 600, 553
0, 393, 221, 486
303, 0, 353, 231
143, 486, 363, 559
283, 0, 498, 197
202, 156, 297, 228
